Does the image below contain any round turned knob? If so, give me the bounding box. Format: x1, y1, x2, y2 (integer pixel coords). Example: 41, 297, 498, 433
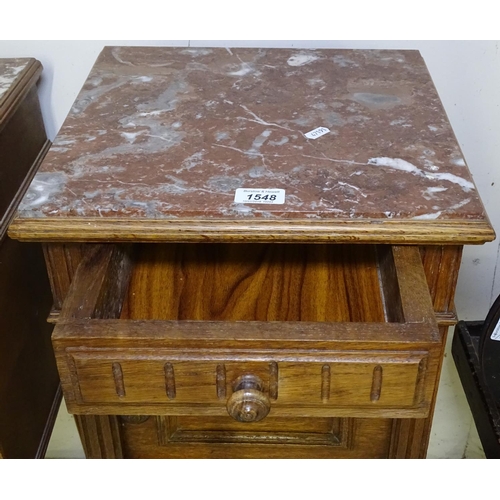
226, 374, 270, 423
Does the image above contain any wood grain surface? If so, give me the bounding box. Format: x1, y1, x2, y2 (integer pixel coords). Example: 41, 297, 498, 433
0, 58, 61, 459
46, 240, 459, 458
9, 217, 495, 244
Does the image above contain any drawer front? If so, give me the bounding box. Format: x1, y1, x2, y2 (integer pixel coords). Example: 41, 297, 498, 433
58, 345, 434, 419
68, 350, 427, 410
52, 243, 441, 420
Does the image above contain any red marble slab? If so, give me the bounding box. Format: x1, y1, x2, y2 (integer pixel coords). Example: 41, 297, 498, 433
11, 47, 494, 242
0, 59, 30, 103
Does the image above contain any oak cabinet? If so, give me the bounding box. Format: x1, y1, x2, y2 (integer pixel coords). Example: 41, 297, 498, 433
9, 47, 494, 458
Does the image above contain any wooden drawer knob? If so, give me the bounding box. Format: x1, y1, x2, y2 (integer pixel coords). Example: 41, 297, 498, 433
226, 374, 270, 423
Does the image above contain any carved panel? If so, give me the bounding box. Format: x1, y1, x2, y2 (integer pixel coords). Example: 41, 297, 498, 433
157, 416, 354, 448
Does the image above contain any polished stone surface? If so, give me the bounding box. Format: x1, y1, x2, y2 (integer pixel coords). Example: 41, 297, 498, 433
17, 47, 487, 222
0, 59, 30, 102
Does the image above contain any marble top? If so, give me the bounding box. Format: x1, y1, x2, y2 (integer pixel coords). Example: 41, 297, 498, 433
11, 47, 494, 243
0, 59, 31, 103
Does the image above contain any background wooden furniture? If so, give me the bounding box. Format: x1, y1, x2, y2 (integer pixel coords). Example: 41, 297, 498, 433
0, 58, 60, 458
452, 321, 500, 458
9, 47, 495, 458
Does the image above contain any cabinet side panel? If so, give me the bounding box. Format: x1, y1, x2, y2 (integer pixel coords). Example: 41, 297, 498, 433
420, 245, 463, 320
0, 81, 60, 458
390, 247, 462, 458
0, 237, 60, 458
43, 243, 87, 310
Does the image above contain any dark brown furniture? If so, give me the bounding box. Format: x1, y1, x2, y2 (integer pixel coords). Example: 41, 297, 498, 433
452, 321, 500, 458
0, 58, 60, 458
9, 47, 495, 458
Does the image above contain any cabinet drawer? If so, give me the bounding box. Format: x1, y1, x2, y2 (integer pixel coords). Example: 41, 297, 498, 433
52, 243, 440, 420
69, 351, 427, 410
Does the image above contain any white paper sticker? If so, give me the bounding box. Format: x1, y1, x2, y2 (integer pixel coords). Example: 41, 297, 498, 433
491, 321, 500, 341
234, 188, 285, 204
305, 126, 330, 140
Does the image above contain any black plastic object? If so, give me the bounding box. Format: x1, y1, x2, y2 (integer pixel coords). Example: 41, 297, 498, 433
479, 294, 500, 403
452, 321, 500, 458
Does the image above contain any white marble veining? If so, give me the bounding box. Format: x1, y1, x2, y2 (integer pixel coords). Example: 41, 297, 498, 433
12, 47, 489, 226
0, 59, 29, 101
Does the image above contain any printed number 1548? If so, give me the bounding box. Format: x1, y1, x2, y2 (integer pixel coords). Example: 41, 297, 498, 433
247, 194, 277, 201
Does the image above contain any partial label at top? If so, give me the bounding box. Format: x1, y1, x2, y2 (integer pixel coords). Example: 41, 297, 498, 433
305, 126, 330, 140
491, 321, 500, 341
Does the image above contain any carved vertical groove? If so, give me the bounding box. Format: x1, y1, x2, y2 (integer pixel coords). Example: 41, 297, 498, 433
112, 362, 125, 397
67, 354, 83, 403
216, 364, 226, 399
370, 365, 383, 402
74, 415, 123, 459
269, 362, 278, 400
321, 364, 330, 401
414, 357, 428, 405
164, 363, 176, 399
